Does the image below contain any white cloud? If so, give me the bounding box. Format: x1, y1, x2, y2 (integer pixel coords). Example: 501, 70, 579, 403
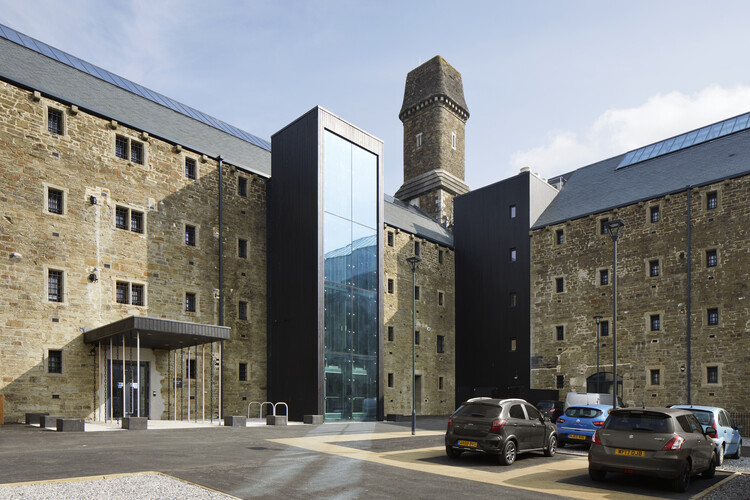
511, 85, 750, 178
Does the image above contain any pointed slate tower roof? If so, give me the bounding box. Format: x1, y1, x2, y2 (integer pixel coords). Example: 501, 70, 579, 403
399, 55, 469, 120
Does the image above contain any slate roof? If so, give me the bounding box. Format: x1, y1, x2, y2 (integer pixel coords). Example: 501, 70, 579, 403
0, 23, 271, 177
400, 55, 468, 117
532, 126, 750, 229
384, 195, 454, 248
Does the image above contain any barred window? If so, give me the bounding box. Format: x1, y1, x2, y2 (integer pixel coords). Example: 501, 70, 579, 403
388, 373, 394, 387
115, 135, 144, 164
238, 301, 248, 321
387, 326, 394, 341
185, 292, 196, 312
438, 291, 444, 306
185, 225, 196, 246
437, 335, 445, 354
414, 286, 420, 300
707, 191, 718, 210
556, 277, 564, 293
556, 229, 564, 244
706, 249, 718, 268
238, 177, 248, 197
239, 362, 248, 381
415, 331, 420, 345
48, 350, 62, 374
707, 308, 719, 326
600, 269, 609, 285
600, 320, 609, 337
48, 108, 64, 135
650, 369, 660, 386
185, 157, 196, 179
707, 366, 719, 384
130, 140, 144, 164
48, 188, 64, 215
439, 249, 444, 263
556, 375, 564, 389
387, 279, 394, 294
556, 325, 564, 341
116, 206, 128, 229
116, 281, 129, 304
650, 314, 661, 331
131, 284, 144, 306
650, 206, 660, 223
649, 260, 660, 277
48, 270, 63, 302
600, 218, 609, 235
387, 231, 394, 247
186, 359, 197, 379
439, 376, 444, 390
115, 135, 129, 159
130, 211, 143, 233
414, 241, 420, 256
238, 238, 248, 259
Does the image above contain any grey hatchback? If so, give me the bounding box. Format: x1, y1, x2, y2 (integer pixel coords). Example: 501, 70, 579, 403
445, 398, 558, 465
589, 407, 718, 492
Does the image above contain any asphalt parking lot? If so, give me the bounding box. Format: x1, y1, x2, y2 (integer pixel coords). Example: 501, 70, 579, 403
0, 418, 745, 499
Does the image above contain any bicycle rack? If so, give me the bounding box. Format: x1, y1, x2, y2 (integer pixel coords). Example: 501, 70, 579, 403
247, 401, 289, 421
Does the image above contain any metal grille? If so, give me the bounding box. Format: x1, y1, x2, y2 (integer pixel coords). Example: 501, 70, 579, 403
48, 270, 63, 302
238, 177, 247, 197
185, 158, 196, 179
47, 188, 63, 214
707, 250, 718, 267
131, 284, 144, 306
116, 282, 129, 303
115, 135, 128, 159
115, 206, 128, 229
185, 293, 196, 312
130, 140, 144, 164
48, 350, 62, 373
130, 211, 143, 233
185, 225, 196, 246
47, 108, 63, 135
238, 301, 247, 320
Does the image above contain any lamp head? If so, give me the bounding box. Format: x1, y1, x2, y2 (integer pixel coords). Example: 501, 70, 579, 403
604, 219, 626, 242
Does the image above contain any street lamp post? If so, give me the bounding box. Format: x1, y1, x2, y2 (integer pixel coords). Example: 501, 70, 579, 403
593, 315, 602, 393
406, 256, 421, 435
604, 219, 625, 410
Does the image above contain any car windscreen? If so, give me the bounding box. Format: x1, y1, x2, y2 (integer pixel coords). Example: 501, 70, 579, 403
454, 404, 500, 419
565, 407, 603, 418
605, 412, 672, 432
537, 402, 553, 410
689, 409, 715, 427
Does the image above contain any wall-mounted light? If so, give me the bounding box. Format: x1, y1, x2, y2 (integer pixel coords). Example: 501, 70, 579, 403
10, 252, 22, 262
89, 195, 97, 205
88, 273, 98, 282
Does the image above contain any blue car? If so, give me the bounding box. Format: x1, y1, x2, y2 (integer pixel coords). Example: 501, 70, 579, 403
556, 404, 610, 446
671, 405, 743, 464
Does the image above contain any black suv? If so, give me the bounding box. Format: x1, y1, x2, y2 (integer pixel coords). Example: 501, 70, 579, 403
445, 398, 558, 465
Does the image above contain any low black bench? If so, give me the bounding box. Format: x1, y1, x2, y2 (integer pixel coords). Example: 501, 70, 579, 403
56, 418, 84, 432
122, 417, 147, 430
40, 415, 64, 428
224, 415, 246, 427
25, 412, 49, 425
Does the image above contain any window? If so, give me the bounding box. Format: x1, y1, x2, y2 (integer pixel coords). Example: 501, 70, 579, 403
187, 359, 196, 379
387, 326, 394, 342
48, 269, 63, 302
438, 250, 444, 264
415, 331, 420, 345
185, 292, 196, 312
555, 277, 564, 293
707, 366, 719, 384
387, 278, 394, 294
239, 362, 248, 381
116, 206, 128, 229
599, 269, 609, 286
509, 205, 517, 219
509, 404, 525, 418
48, 108, 63, 135
414, 286, 420, 300
131, 284, 144, 306
130, 141, 144, 164
650, 369, 661, 386
556, 229, 564, 244
600, 218, 610, 235
416, 133, 422, 149
649, 259, 660, 277
600, 320, 609, 337
650, 206, 660, 223
707, 308, 719, 326
509, 292, 517, 307
185, 157, 196, 179
388, 373, 394, 388
238, 177, 248, 197
116, 282, 129, 304
556, 325, 564, 341
47, 187, 64, 215
115, 135, 144, 164
115, 135, 128, 159
239, 301, 248, 321
238, 238, 248, 259
414, 241, 420, 256
706, 249, 718, 268
185, 225, 197, 246
650, 314, 660, 331
510, 338, 517, 351
438, 291, 444, 306
509, 248, 517, 262
387, 231, 394, 247
451, 132, 456, 149
556, 375, 564, 389
116, 206, 144, 233
439, 376, 444, 390
48, 350, 62, 374
437, 335, 445, 354
130, 211, 143, 233
706, 191, 718, 210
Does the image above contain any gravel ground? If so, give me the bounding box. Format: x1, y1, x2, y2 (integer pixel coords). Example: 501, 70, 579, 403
0, 473, 236, 500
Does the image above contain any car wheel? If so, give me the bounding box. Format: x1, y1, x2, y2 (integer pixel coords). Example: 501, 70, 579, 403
544, 435, 557, 457
499, 440, 517, 466
703, 453, 717, 479
445, 445, 462, 459
671, 461, 691, 493
728, 440, 742, 460
717, 443, 724, 465
589, 467, 606, 482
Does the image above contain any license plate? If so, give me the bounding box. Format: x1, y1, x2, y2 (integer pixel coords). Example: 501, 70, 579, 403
458, 440, 477, 448
615, 448, 645, 457
569, 434, 587, 440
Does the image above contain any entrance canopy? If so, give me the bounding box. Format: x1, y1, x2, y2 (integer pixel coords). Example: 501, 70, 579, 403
84, 316, 230, 350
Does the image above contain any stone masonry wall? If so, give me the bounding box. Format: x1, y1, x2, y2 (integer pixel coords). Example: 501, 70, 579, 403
403, 104, 466, 183
530, 179, 750, 412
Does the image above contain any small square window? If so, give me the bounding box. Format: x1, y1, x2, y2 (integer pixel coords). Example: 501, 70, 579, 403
47, 188, 64, 215
116, 281, 129, 304
414, 241, 420, 256
509, 205, 517, 219
437, 335, 445, 354
387, 326, 394, 342
707, 308, 719, 326
556, 375, 564, 389
414, 286, 420, 301
185, 292, 197, 312
650, 369, 661, 386
185, 157, 197, 179
48, 108, 64, 135
238, 177, 248, 197
706, 249, 718, 268
649, 260, 660, 277
239, 362, 248, 382
509, 248, 517, 262
131, 284, 144, 306
509, 292, 517, 307
387, 279, 394, 294
130, 211, 144, 234
388, 373, 394, 387
415, 331, 420, 345
239, 301, 248, 321
130, 140, 144, 164
116, 206, 128, 229
187, 359, 197, 379
600, 320, 609, 337
185, 225, 197, 246
115, 135, 128, 159
600, 218, 610, 235
555, 277, 564, 293
650, 314, 660, 331
387, 231, 394, 247
48, 350, 62, 374
438, 291, 444, 306
707, 366, 719, 384
600, 269, 609, 286
556, 325, 564, 341
510, 338, 517, 352
439, 376, 444, 390
707, 191, 718, 210
650, 206, 660, 223
555, 229, 564, 245
438, 250, 444, 264
238, 238, 248, 259
48, 269, 64, 302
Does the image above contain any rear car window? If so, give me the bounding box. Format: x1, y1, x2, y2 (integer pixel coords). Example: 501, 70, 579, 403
509, 405, 525, 419
690, 410, 714, 427
454, 404, 500, 418
565, 407, 603, 418
606, 412, 672, 432
525, 405, 541, 420
677, 415, 704, 434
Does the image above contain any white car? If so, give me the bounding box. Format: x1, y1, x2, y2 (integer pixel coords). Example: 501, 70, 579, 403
671, 405, 743, 464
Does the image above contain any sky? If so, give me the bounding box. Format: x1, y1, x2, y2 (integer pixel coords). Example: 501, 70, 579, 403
3, 1, 750, 196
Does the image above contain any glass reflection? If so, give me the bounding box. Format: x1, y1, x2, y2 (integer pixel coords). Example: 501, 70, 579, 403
323, 130, 351, 219
352, 144, 377, 229
351, 223, 377, 292
324, 213, 352, 285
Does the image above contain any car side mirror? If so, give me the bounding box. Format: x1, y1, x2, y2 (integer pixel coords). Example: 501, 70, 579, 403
705, 427, 718, 438
541, 414, 550, 422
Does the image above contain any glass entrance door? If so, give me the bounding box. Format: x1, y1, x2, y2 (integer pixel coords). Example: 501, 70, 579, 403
109, 361, 149, 418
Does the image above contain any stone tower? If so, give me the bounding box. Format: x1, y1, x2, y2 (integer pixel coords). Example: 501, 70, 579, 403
395, 56, 470, 225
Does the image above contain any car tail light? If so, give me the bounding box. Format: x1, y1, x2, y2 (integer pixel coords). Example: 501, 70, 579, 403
712, 420, 718, 433
447, 416, 453, 429
556, 418, 565, 424
663, 435, 685, 451
593, 421, 605, 427
592, 430, 601, 445
490, 418, 507, 432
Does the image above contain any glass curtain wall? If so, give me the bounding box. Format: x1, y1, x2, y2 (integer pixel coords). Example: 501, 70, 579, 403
323, 130, 378, 420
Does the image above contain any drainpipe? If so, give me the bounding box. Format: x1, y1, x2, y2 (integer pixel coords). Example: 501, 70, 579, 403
217, 155, 224, 419
686, 187, 692, 404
